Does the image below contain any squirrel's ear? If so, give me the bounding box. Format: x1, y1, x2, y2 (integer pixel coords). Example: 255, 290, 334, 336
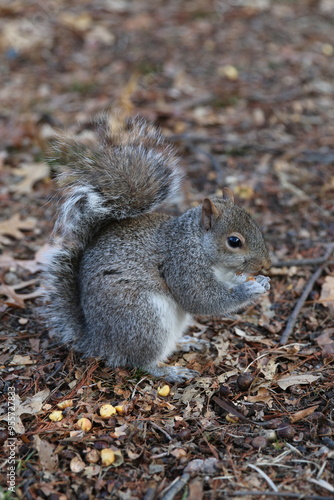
222, 187, 234, 203
201, 198, 220, 230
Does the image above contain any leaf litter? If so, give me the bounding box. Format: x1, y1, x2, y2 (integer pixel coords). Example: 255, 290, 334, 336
1, 1, 334, 499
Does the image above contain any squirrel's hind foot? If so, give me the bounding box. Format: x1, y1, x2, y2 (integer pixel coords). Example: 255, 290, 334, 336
143, 363, 199, 383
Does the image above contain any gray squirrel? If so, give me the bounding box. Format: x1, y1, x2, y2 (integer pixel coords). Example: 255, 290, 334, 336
44, 112, 271, 382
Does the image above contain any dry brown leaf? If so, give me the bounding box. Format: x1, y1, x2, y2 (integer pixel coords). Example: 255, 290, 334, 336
234, 327, 275, 347
11, 162, 50, 194
257, 357, 278, 380
111, 424, 128, 439
290, 405, 319, 423
33, 435, 59, 472
0, 278, 42, 308
0, 243, 53, 274
276, 373, 320, 390
319, 276, 334, 313
10, 354, 35, 365
246, 387, 273, 406
0, 213, 36, 241
0, 389, 50, 434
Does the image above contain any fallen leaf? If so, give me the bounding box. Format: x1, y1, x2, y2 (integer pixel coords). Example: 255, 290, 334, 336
318, 276, 334, 313
0, 243, 54, 274
111, 424, 128, 439
0, 213, 36, 241
0, 278, 43, 308
315, 329, 334, 358
0, 389, 50, 434
33, 435, 59, 471
10, 354, 35, 365
234, 327, 275, 347
276, 373, 320, 390
246, 387, 273, 406
11, 162, 50, 194
290, 405, 319, 423
258, 357, 278, 380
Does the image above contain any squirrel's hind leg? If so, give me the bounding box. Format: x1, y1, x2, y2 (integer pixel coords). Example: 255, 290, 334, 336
143, 363, 199, 383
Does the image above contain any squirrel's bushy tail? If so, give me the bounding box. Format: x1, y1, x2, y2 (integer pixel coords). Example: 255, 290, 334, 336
52, 112, 181, 248
44, 112, 181, 344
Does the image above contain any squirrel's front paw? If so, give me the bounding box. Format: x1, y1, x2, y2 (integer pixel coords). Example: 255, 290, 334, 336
245, 275, 270, 295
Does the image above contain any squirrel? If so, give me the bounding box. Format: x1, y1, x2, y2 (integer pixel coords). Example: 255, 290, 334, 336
44, 112, 271, 383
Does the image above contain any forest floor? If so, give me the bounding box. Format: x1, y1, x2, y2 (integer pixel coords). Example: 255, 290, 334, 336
0, 1, 334, 499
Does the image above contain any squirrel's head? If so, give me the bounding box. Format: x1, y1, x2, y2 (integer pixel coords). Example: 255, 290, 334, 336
201, 188, 271, 274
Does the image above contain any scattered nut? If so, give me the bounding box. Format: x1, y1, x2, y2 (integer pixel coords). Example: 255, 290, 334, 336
70, 456, 85, 473
276, 425, 295, 440
101, 448, 115, 466
115, 405, 124, 415
237, 373, 254, 391
178, 429, 191, 441
77, 417, 92, 432
86, 449, 100, 464
219, 64, 239, 80
218, 385, 232, 397
226, 414, 239, 423
158, 385, 170, 397
57, 399, 73, 410
49, 410, 63, 422
99, 404, 117, 418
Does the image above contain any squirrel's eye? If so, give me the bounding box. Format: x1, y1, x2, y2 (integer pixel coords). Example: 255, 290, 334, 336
227, 236, 242, 249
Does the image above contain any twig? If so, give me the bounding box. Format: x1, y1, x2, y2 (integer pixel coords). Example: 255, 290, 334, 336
247, 464, 278, 492
280, 243, 334, 345
150, 421, 173, 441
229, 491, 334, 500
272, 257, 334, 268
160, 473, 191, 500
142, 487, 156, 500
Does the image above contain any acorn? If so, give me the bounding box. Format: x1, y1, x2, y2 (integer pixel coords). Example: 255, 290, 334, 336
276, 425, 295, 440
237, 372, 254, 391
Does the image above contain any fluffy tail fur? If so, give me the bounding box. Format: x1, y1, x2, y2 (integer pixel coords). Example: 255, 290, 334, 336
44, 112, 181, 343
52, 112, 181, 247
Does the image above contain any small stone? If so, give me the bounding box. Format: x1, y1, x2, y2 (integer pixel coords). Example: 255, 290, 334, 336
251, 436, 268, 449
318, 426, 332, 437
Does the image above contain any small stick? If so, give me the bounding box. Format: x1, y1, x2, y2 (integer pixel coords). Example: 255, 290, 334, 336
279, 243, 334, 345
150, 421, 173, 441
160, 473, 191, 500
272, 257, 333, 268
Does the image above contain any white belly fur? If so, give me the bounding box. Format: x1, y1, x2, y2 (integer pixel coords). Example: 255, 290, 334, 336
150, 293, 193, 361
